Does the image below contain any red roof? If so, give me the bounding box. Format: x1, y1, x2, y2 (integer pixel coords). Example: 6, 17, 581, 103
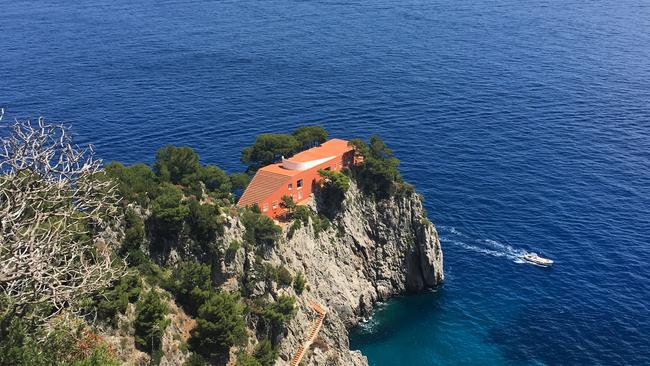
237, 139, 352, 208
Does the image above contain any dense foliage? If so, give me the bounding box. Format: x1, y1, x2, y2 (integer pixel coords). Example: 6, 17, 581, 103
92, 273, 142, 325
293, 272, 307, 295
105, 162, 158, 205
134, 290, 170, 356
240, 125, 328, 171
261, 295, 297, 329
317, 168, 350, 216
242, 206, 282, 247
292, 125, 328, 149
349, 135, 412, 199
0, 313, 120, 366
190, 292, 247, 360
164, 261, 212, 316
251, 339, 278, 366
1, 120, 411, 366
154, 145, 201, 185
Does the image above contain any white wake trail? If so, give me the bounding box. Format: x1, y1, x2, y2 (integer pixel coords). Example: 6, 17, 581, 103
439, 227, 527, 263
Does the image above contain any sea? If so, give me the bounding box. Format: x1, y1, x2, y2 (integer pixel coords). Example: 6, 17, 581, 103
2, 1, 649, 365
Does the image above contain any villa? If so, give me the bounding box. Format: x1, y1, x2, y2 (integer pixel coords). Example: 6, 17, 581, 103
237, 139, 355, 219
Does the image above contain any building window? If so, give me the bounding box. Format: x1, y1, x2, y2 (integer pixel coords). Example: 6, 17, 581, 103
325, 166, 331, 171
288, 183, 293, 190
298, 191, 302, 200
297, 179, 303, 188
263, 203, 269, 212
272, 201, 278, 210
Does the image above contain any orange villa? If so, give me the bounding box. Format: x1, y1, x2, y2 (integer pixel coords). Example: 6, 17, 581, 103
237, 139, 355, 219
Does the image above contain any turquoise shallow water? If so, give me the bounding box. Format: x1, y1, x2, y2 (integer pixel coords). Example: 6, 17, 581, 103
2, 0, 650, 364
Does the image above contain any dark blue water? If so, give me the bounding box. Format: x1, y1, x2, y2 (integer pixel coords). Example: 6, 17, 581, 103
2, 1, 650, 364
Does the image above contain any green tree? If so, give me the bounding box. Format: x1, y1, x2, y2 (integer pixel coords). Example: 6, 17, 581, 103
252, 339, 278, 366
165, 262, 212, 316
154, 145, 201, 184
230, 172, 250, 193
293, 272, 306, 295
183, 353, 210, 366
241, 207, 281, 247
198, 165, 232, 197
0, 310, 121, 366
262, 295, 296, 329
182, 165, 232, 199
348, 136, 402, 199
241, 134, 300, 171
105, 162, 158, 205
292, 125, 328, 149
134, 290, 170, 354
235, 353, 261, 366
187, 198, 222, 246
190, 292, 247, 360
276, 266, 292, 287
120, 209, 147, 265
93, 273, 142, 325
150, 183, 189, 235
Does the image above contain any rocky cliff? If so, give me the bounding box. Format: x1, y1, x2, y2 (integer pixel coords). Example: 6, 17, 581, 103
218, 182, 444, 365
104, 181, 443, 366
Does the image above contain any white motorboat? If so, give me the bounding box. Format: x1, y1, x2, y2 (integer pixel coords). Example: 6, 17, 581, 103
523, 252, 553, 267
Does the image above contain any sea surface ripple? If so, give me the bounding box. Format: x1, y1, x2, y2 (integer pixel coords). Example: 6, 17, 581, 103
2, 0, 650, 365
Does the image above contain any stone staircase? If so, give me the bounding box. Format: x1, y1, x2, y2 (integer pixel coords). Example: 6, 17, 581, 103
289, 301, 327, 366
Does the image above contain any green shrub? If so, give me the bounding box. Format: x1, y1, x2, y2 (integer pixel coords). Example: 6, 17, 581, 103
0, 310, 120, 366
164, 262, 212, 316
236, 353, 262, 366
293, 272, 306, 295
230, 172, 251, 193
241, 134, 301, 172
241, 207, 281, 247
227, 241, 242, 258
276, 266, 293, 287
187, 198, 222, 246
292, 126, 328, 149
190, 292, 247, 360
120, 209, 146, 265
93, 272, 142, 325
252, 339, 278, 366
349, 136, 402, 199
154, 145, 201, 184
150, 183, 189, 236
134, 290, 170, 354
241, 127, 329, 172
69, 345, 121, 366
262, 295, 296, 329
105, 161, 158, 205
199, 165, 232, 197
183, 353, 210, 366
317, 169, 350, 217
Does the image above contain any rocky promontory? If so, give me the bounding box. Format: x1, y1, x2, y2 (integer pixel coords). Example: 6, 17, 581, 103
215, 182, 444, 365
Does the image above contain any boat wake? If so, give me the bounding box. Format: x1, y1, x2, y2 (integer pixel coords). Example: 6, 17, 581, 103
439, 226, 528, 264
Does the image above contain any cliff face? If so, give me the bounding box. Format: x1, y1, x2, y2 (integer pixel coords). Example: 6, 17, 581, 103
222, 182, 444, 365
105, 181, 443, 366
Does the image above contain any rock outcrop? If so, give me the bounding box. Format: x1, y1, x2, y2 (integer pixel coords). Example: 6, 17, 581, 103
104, 181, 443, 366
223, 182, 444, 365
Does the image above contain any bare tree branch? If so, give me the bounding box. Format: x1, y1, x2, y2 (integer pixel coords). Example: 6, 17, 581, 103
0, 115, 124, 322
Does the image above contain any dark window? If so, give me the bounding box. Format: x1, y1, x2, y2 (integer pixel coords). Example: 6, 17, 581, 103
297, 179, 303, 188
325, 166, 331, 171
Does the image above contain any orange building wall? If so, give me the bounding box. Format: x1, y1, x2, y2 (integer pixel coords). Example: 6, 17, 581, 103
259, 150, 354, 219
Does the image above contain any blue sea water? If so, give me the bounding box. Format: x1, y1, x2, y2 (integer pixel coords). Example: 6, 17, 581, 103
2, 0, 650, 364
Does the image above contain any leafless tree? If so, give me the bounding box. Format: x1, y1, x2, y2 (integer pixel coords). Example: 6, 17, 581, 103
0, 111, 124, 321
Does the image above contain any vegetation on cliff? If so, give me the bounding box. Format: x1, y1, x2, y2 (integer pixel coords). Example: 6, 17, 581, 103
0, 116, 417, 366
